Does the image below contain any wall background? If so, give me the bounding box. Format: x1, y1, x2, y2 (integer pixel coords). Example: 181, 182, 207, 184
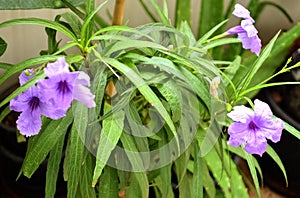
0, 0, 299, 64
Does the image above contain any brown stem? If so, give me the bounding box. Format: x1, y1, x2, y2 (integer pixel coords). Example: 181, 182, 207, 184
112, 0, 126, 26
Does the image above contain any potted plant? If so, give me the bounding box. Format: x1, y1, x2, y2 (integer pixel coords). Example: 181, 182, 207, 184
1, 0, 300, 198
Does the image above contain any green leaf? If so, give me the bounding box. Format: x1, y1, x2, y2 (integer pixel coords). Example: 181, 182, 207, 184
120, 133, 149, 198
266, 144, 288, 186
91, 65, 107, 114
148, 0, 170, 25
104, 39, 167, 56
225, 142, 262, 181
81, 1, 107, 48
157, 80, 182, 122
237, 31, 280, 98
0, 62, 12, 70
92, 103, 125, 186
66, 125, 85, 198
98, 166, 119, 198
21, 110, 73, 178
0, 0, 84, 9
58, 12, 82, 37
103, 57, 180, 152
233, 23, 300, 100
197, 20, 228, 44
284, 121, 300, 140
79, 153, 97, 198
129, 173, 149, 198
203, 38, 240, 50
0, 105, 11, 123
0, 18, 78, 43
198, 0, 224, 38
144, 56, 211, 111
45, 134, 65, 198
192, 142, 204, 198
0, 55, 56, 88
178, 172, 193, 197
244, 150, 261, 198
204, 145, 249, 198
0, 37, 7, 56
175, 0, 191, 27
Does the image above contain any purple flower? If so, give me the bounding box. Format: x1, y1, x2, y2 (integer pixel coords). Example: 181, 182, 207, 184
38, 57, 95, 109
227, 4, 262, 56
73, 72, 96, 108
10, 71, 66, 137
227, 99, 284, 156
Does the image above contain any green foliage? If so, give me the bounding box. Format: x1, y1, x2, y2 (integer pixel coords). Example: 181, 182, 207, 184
0, 0, 84, 9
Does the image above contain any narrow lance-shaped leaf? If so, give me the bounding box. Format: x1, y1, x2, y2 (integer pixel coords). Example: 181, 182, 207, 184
237, 31, 280, 98
21, 110, 73, 178
92, 103, 125, 186
45, 134, 66, 198
98, 165, 119, 198
0, 18, 78, 43
198, 0, 224, 38
175, 0, 191, 27
266, 144, 288, 186
0, 55, 56, 88
103, 57, 180, 152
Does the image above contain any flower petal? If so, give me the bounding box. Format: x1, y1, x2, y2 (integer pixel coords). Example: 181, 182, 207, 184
44, 57, 70, 77
19, 69, 34, 85
244, 131, 267, 156
228, 122, 249, 147
39, 72, 78, 110
227, 25, 246, 35
10, 86, 38, 112
237, 33, 261, 56
232, 3, 254, 22
259, 118, 284, 142
254, 99, 273, 119
16, 108, 42, 137
227, 105, 253, 123
241, 19, 258, 37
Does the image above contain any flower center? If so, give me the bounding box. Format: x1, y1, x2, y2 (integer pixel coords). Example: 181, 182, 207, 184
29, 96, 40, 111
57, 80, 71, 95
248, 121, 259, 131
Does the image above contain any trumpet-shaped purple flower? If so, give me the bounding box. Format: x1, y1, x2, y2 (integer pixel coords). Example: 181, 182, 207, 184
38, 57, 95, 110
10, 70, 66, 137
227, 99, 284, 156
227, 4, 262, 56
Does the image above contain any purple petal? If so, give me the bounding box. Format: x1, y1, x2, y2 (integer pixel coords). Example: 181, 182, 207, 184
39, 72, 78, 110
228, 122, 249, 147
10, 86, 38, 112
227, 25, 246, 35
76, 71, 91, 86
73, 72, 95, 108
232, 4, 254, 22
241, 19, 258, 37
227, 105, 253, 123
19, 69, 35, 85
16, 108, 42, 137
254, 99, 273, 119
39, 101, 67, 120
258, 118, 284, 142
44, 57, 70, 77
237, 33, 261, 56
244, 131, 267, 156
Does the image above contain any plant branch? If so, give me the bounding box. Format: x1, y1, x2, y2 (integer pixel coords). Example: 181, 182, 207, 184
112, 0, 126, 25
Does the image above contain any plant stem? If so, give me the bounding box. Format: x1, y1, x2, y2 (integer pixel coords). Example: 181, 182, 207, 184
112, 0, 126, 25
